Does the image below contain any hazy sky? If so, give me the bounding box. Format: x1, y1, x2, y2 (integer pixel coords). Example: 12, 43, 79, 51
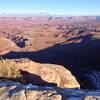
0, 0, 100, 15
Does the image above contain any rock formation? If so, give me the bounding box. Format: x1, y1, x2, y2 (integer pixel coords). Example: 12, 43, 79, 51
0, 59, 80, 88
0, 80, 100, 100
0, 16, 100, 99
0, 38, 19, 55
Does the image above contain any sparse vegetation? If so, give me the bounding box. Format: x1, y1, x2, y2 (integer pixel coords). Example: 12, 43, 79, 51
0, 58, 30, 83
0, 58, 20, 78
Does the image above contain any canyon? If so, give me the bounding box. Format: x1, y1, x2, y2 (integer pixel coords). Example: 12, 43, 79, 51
0, 15, 100, 99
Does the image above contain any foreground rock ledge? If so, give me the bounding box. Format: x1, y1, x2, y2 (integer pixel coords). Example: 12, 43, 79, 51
0, 81, 61, 100
0, 81, 100, 100
0, 59, 80, 88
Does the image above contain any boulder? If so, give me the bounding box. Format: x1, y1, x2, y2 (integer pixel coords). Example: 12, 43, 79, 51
83, 91, 100, 100
21, 61, 80, 88
25, 90, 61, 100
84, 96, 100, 100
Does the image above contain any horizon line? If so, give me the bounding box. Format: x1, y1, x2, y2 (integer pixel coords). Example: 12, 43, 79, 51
0, 12, 100, 17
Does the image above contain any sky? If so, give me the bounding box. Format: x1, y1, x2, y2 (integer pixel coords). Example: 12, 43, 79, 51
0, 0, 100, 15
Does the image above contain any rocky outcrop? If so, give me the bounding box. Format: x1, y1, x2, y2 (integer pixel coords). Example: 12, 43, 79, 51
0, 80, 100, 100
0, 80, 62, 100
21, 61, 80, 88
0, 38, 19, 55
0, 59, 80, 88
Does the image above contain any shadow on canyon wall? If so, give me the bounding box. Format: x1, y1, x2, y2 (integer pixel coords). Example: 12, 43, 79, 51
1, 34, 100, 89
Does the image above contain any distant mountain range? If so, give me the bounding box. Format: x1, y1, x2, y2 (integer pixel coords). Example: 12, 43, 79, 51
0, 13, 51, 17
0, 13, 100, 21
